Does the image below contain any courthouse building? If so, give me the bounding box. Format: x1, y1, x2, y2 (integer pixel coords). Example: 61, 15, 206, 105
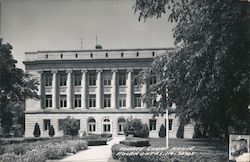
23, 47, 194, 138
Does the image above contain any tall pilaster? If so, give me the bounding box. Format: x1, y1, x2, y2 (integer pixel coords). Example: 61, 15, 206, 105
66, 70, 73, 109
38, 70, 44, 109
96, 69, 102, 109
52, 70, 58, 109
126, 69, 133, 109
111, 69, 118, 109
81, 69, 88, 109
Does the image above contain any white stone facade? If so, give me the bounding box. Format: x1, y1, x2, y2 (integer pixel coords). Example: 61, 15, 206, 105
24, 48, 194, 138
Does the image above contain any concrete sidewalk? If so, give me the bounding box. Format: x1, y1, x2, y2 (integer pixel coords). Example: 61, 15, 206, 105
57, 136, 125, 162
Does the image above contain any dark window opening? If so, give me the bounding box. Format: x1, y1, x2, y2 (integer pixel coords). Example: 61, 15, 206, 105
106, 53, 108, 58
136, 52, 139, 57
46, 54, 48, 59
61, 54, 63, 58
75, 53, 78, 58
90, 53, 93, 58
121, 53, 124, 57
152, 52, 155, 57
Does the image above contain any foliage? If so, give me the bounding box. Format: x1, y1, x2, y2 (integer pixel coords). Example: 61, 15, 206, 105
61, 116, 80, 136
120, 137, 150, 147
0, 39, 39, 135
48, 125, 55, 137
124, 118, 149, 138
0, 138, 87, 161
158, 124, 166, 138
33, 123, 41, 137
134, 1, 250, 138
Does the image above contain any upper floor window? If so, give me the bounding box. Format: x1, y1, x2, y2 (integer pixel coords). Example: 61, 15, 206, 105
119, 96, 126, 108
75, 95, 81, 108
134, 94, 142, 107
149, 97, 157, 107
119, 73, 126, 86
149, 76, 157, 85
89, 74, 96, 86
74, 74, 81, 86
134, 74, 139, 86
45, 95, 52, 108
60, 95, 67, 107
103, 76, 112, 86
89, 95, 96, 108
104, 95, 111, 108
45, 74, 52, 86
60, 74, 67, 86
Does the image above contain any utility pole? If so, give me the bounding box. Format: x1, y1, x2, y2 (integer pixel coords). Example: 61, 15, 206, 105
166, 108, 169, 148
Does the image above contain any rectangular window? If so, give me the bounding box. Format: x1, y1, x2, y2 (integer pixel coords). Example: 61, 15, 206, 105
45, 74, 52, 86
58, 119, 65, 130
165, 119, 173, 131
149, 97, 157, 107
74, 95, 81, 108
119, 73, 126, 86
43, 119, 50, 131
149, 76, 157, 85
134, 74, 139, 86
103, 124, 111, 132
74, 74, 81, 86
60, 95, 67, 107
118, 96, 126, 108
89, 95, 96, 108
89, 123, 96, 132
149, 119, 157, 131
89, 74, 96, 86
60, 74, 67, 86
103, 76, 112, 86
134, 94, 142, 107
104, 95, 111, 108
45, 95, 52, 108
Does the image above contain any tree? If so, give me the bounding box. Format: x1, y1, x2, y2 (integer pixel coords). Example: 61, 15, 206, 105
61, 116, 80, 136
48, 125, 55, 137
0, 38, 39, 135
135, 1, 250, 139
33, 123, 41, 137
159, 124, 166, 138
124, 118, 149, 138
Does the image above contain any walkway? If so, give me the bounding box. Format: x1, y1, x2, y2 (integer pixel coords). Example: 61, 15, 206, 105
59, 136, 125, 162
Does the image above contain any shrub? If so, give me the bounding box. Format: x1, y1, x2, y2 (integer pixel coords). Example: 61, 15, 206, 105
13, 124, 24, 137
61, 117, 79, 136
33, 123, 41, 137
120, 137, 150, 147
87, 139, 107, 146
124, 118, 149, 138
49, 125, 55, 137
159, 124, 166, 138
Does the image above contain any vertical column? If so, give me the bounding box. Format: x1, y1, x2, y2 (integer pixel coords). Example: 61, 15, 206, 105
96, 69, 103, 109
111, 69, 118, 109
81, 69, 88, 109
66, 70, 73, 109
126, 69, 133, 109
141, 78, 147, 109
38, 70, 44, 109
52, 70, 58, 109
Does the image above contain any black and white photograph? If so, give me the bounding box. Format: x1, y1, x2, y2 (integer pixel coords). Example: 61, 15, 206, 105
0, 0, 249, 162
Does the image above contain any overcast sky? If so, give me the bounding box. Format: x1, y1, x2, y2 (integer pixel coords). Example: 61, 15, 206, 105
0, 0, 175, 69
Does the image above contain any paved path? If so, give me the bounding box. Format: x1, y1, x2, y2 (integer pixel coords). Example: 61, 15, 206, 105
59, 136, 125, 162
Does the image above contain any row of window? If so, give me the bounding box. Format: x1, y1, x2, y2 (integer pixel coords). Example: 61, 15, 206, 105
45, 94, 157, 108
42, 118, 172, 133
45, 51, 156, 59
44, 73, 157, 87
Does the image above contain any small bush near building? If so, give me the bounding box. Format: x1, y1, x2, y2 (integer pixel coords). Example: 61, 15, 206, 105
33, 123, 41, 137
124, 118, 149, 138
49, 125, 55, 137
120, 137, 150, 147
158, 124, 166, 138
61, 117, 80, 136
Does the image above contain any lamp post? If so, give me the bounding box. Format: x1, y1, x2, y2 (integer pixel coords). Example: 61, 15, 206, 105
166, 108, 169, 148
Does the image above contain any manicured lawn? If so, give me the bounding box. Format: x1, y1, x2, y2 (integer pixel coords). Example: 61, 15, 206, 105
149, 138, 228, 152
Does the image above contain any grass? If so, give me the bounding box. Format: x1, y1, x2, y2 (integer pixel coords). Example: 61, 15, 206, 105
149, 138, 228, 152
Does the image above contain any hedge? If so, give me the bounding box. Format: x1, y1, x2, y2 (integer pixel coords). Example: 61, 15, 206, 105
120, 137, 150, 147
